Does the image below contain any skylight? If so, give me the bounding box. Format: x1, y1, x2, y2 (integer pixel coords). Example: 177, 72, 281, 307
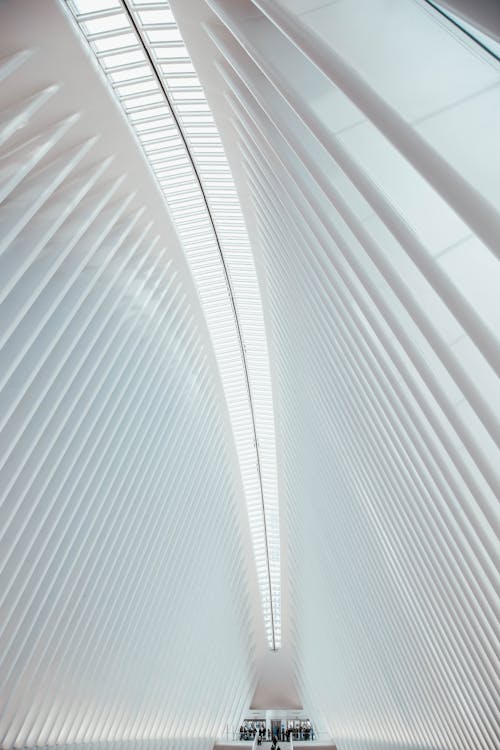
66, 0, 281, 649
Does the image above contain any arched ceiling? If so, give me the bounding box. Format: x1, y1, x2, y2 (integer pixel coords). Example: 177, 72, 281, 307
0, 2, 499, 750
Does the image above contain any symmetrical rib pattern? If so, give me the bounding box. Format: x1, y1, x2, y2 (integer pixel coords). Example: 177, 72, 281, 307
189, 0, 500, 748
1, 1, 500, 750
0, 3, 259, 746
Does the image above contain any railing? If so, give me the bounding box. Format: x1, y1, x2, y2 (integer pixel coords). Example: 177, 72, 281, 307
230, 728, 329, 744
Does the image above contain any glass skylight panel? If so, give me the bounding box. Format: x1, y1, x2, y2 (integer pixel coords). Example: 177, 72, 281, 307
155, 45, 188, 59
138, 9, 175, 25
109, 65, 151, 82
161, 62, 195, 74
72, 0, 120, 12
169, 76, 201, 88
117, 79, 157, 96
101, 50, 144, 66
67, 0, 280, 650
146, 29, 182, 43
92, 33, 137, 52
83, 15, 129, 34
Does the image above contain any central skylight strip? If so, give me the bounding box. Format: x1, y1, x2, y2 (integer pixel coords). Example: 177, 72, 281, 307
66, 0, 280, 648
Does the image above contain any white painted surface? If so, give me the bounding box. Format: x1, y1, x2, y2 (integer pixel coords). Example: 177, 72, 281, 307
0, 1, 499, 750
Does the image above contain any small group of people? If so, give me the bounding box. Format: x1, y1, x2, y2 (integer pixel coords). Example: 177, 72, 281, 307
239, 723, 314, 743
239, 725, 275, 743
271, 728, 313, 742
239, 724, 266, 741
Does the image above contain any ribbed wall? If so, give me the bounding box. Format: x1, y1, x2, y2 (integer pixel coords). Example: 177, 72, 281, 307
194, 1, 500, 748
0, 2, 259, 748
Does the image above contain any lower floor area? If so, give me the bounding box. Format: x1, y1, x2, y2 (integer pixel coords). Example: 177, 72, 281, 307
238, 718, 314, 742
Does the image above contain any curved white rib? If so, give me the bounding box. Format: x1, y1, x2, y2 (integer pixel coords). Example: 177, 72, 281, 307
66, 0, 280, 650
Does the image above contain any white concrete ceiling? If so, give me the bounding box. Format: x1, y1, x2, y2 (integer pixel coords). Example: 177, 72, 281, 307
0, 2, 499, 750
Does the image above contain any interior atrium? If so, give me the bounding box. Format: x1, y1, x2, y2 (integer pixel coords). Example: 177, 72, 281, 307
0, 2, 499, 750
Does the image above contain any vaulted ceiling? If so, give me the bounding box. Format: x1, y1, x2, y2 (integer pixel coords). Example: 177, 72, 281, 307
0, 2, 498, 750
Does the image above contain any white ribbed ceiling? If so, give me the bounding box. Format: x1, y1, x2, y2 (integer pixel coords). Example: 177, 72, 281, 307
1, 1, 499, 750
